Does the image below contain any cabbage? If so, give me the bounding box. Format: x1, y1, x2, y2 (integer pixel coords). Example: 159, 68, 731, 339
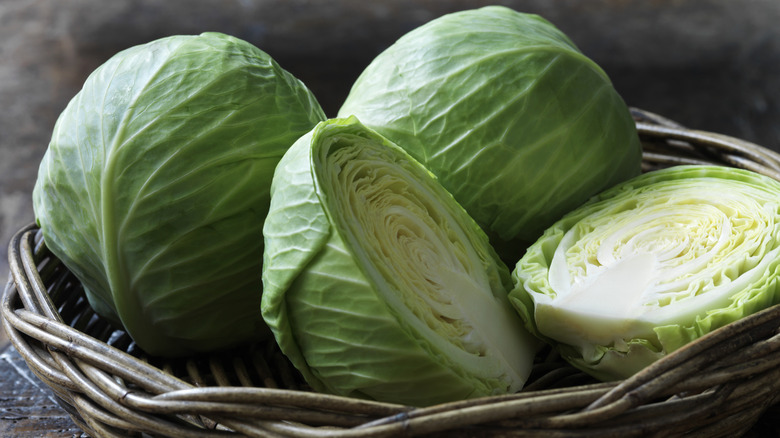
32, 32, 326, 356
338, 6, 642, 256
510, 165, 780, 381
261, 117, 538, 406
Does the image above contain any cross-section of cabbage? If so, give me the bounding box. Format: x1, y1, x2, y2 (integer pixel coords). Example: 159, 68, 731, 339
262, 117, 538, 406
510, 165, 780, 381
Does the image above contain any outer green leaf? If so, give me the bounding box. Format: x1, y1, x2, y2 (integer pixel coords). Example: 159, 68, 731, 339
33, 32, 325, 356
510, 165, 780, 381
338, 6, 641, 259
262, 117, 538, 406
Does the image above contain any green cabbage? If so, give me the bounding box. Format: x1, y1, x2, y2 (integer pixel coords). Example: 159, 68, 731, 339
338, 6, 641, 257
33, 32, 325, 356
510, 165, 780, 381
261, 117, 538, 406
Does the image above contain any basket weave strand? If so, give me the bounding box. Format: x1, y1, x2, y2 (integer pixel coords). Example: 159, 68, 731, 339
3, 108, 780, 437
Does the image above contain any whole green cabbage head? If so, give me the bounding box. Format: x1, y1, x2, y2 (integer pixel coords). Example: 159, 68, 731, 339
338, 6, 642, 258
33, 32, 326, 356
262, 117, 539, 406
510, 165, 780, 381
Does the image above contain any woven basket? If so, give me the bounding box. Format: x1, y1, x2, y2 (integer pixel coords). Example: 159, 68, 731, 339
4, 108, 780, 437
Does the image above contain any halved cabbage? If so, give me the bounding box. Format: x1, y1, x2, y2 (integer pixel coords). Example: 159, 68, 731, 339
510, 165, 780, 381
262, 117, 538, 406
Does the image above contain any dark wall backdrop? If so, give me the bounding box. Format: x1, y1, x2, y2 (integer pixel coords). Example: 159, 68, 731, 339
1, 0, 779, 342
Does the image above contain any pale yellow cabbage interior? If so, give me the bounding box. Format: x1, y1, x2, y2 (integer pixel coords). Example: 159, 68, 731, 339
544, 180, 780, 347
319, 136, 531, 385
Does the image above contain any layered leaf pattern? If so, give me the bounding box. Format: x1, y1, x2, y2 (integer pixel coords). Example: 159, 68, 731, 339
511, 165, 780, 380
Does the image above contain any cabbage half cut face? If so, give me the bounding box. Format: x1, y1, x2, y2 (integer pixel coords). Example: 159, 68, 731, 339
510, 165, 780, 381
262, 117, 538, 406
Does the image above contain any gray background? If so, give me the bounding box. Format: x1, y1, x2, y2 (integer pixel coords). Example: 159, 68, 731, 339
2, 0, 779, 347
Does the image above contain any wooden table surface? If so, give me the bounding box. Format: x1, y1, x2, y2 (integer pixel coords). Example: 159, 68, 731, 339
0, 346, 85, 437
2, 343, 780, 438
